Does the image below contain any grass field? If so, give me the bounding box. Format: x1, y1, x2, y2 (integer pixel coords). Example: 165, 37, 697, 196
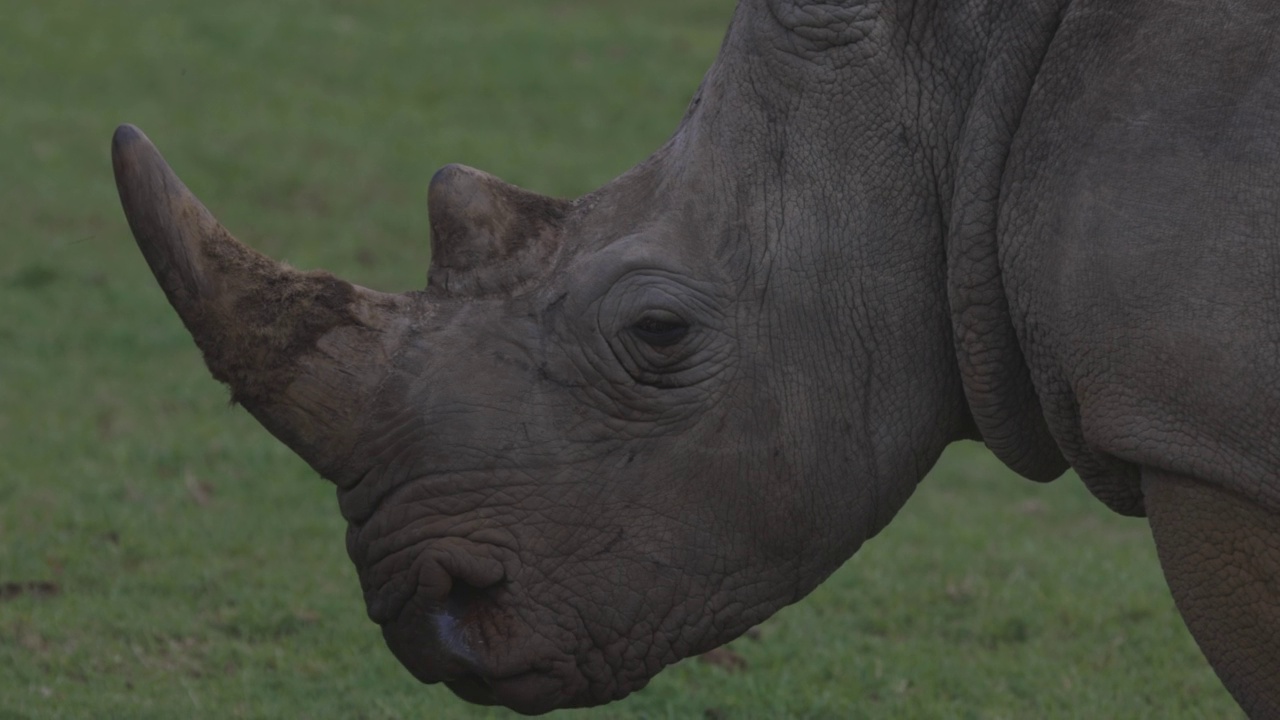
0, 2, 1242, 718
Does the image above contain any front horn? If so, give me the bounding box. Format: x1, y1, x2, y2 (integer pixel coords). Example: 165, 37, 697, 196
112, 124, 411, 481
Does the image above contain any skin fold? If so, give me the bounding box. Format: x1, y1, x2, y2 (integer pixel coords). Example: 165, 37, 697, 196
113, 0, 1280, 715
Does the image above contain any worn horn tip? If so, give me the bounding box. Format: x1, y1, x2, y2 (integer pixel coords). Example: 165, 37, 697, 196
111, 123, 172, 213
111, 122, 223, 315
111, 123, 157, 182
112, 122, 146, 153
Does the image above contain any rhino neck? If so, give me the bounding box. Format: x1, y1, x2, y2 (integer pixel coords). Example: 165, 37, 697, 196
671, 0, 1071, 506
943, 0, 1071, 481
654, 0, 994, 544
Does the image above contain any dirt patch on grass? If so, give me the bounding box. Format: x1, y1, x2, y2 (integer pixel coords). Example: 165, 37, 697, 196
0, 581, 61, 602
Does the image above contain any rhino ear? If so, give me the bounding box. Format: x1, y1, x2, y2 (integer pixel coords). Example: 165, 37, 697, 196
427, 164, 571, 296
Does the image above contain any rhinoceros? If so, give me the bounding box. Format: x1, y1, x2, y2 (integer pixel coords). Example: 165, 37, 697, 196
112, 0, 1279, 715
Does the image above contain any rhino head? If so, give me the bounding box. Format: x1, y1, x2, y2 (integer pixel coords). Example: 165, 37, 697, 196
113, 2, 980, 712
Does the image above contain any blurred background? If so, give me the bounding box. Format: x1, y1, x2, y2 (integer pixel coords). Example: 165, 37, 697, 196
0, 1, 1240, 717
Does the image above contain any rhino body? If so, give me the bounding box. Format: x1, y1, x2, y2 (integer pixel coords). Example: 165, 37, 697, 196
113, 0, 1280, 715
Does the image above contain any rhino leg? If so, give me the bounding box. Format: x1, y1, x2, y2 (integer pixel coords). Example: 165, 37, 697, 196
1143, 471, 1280, 717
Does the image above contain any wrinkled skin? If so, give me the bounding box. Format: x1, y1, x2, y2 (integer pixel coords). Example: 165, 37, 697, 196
113, 0, 1280, 715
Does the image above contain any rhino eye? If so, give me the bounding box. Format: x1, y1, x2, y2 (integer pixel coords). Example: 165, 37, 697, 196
630, 312, 689, 347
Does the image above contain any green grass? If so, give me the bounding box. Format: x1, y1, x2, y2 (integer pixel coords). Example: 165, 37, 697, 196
0, 1, 1240, 717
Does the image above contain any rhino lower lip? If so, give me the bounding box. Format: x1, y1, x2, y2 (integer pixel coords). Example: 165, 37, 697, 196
444, 675, 498, 706
446, 670, 566, 715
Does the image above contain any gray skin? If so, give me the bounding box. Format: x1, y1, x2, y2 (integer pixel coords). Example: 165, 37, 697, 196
112, 0, 1280, 715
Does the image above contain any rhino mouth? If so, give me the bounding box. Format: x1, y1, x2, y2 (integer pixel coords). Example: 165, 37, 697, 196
376, 576, 592, 714
393, 618, 582, 715
445, 670, 572, 714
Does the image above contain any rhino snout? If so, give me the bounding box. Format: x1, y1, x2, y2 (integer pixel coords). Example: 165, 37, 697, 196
368, 541, 526, 692
377, 568, 576, 714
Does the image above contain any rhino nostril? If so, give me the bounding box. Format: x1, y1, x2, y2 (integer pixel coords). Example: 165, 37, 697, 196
433, 609, 477, 664
446, 578, 489, 615
433, 579, 498, 666
377, 547, 508, 686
